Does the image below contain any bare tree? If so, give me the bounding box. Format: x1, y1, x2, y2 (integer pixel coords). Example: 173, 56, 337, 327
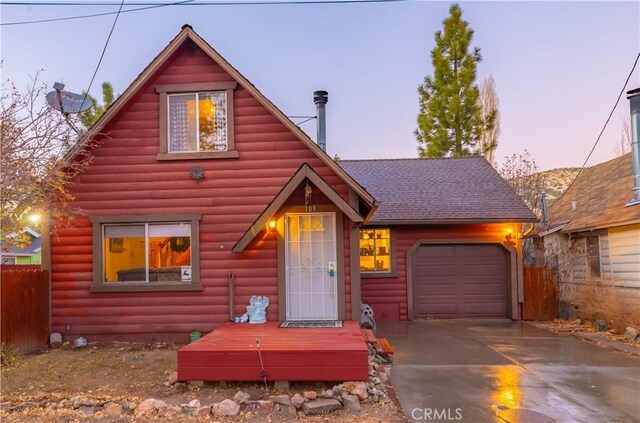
477, 75, 500, 165
613, 113, 632, 156
498, 150, 546, 215
1, 74, 94, 249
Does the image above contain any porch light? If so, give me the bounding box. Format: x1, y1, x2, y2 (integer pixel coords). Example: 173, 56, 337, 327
267, 220, 277, 231
505, 228, 514, 245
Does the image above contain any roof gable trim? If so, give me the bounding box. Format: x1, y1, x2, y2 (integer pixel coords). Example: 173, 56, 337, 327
232, 164, 363, 253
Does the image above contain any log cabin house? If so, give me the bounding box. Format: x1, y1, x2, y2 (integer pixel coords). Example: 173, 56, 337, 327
44, 25, 536, 359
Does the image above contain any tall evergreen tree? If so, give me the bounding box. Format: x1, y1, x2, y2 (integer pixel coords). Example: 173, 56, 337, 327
79, 81, 115, 130
415, 4, 492, 157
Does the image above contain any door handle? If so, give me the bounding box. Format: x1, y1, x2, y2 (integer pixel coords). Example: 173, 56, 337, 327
328, 261, 335, 277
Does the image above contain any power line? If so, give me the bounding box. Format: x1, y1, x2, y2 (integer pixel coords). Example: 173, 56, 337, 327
555, 51, 640, 205
77, 0, 126, 118
2, 0, 408, 26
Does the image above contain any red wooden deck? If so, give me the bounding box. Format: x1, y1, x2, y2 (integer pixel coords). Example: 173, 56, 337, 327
177, 321, 369, 382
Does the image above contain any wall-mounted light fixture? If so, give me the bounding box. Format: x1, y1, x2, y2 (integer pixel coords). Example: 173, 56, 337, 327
267, 220, 277, 231
505, 228, 514, 245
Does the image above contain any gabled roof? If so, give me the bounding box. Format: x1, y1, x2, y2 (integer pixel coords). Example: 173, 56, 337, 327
66, 25, 374, 208
546, 153, 640, 233
233, 164, 365, 252
340, 156, 537, 224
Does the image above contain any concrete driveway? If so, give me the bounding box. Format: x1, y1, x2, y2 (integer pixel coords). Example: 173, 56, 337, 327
377, 320, 640, 423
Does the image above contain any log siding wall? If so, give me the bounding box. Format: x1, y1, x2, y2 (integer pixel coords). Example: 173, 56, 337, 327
51, 40, 351, 341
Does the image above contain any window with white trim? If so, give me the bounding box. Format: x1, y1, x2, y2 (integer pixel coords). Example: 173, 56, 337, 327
359, 228, 391, 272
168, 91, 228, 153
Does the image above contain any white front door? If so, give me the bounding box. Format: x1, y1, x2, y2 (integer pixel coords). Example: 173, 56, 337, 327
285, 213, 338, 321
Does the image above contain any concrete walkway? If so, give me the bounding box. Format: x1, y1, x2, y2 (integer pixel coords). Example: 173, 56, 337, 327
378, 320, 640, 423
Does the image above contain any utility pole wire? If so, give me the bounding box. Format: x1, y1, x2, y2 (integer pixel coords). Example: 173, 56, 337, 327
555, 51, 640, 205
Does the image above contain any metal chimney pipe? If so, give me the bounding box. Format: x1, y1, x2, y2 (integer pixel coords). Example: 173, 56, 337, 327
627, 88, 640, 206
313, 90, 328, 151
541, 190, 547, 223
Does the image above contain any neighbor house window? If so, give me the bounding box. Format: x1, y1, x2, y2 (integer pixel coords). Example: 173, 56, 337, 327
586, 235, 601, 278
90, 214, 202, 292
360, 229, 391, 273
168, 92, 227, 152
1, 257, 16, 265
155, 82, 237, 160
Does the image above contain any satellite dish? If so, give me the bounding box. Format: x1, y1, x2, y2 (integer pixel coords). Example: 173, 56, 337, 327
46, 82, 94, 115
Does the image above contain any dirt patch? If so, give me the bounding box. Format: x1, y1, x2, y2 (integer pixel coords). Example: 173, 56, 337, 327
0, 343, 406, 422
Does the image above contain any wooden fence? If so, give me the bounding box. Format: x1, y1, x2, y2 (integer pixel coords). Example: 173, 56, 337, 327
1, 269, 50, 352
523, 266, 558, 321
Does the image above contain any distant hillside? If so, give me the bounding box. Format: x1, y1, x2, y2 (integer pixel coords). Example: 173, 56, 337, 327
538, 167, 581, 204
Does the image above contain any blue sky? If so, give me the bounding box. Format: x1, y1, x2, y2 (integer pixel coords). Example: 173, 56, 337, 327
1, 1, 639, 171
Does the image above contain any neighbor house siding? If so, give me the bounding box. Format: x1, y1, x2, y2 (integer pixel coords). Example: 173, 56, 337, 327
600, 233, 611, 276
608, 224, 640, 283
51, 40, 351, 341
361, 223, 517, 321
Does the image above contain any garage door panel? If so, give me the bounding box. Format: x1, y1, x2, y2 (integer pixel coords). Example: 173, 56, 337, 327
412, 244, 509, 319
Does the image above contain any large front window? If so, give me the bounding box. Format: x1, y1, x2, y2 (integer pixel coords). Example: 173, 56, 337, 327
103, 222, 192, 283
359, 229, 391, 273
168, 91, 228, 153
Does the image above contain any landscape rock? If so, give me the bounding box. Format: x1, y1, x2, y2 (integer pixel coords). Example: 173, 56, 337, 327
345, 381, 369, 400
624, 327, 639, 341
0, 402, 10, 411
276, 404, 297, 416
233, 390, 251, 403
369, 387, 386, 397
378, 370, 389, 384
269, 394, 291, 406
73, 396, 97, 408
193, 406, 211, 416
189, 380, 204, 387
291, 393, 306, 409
188, 399, 200, 408
211, 399, 240, 417
332, 385, 345, 396
167, 371, 178, 384
372, 395, 380, 403
595, 320, 609, 332
136, 398, 157, 415
78, 406, 96, 415
342, 394, 361, 412
302, 398, 342, 415
303, 391, 318, 400
103, 402, 122, 417
157, 402, 180, 416
242, 400, 274, 412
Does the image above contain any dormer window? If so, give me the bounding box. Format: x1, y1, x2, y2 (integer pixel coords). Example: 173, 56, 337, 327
155, 82, 238, 160
168, 91, 227, 152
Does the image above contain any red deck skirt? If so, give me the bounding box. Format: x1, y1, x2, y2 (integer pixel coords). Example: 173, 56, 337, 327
177, 320, 369, 381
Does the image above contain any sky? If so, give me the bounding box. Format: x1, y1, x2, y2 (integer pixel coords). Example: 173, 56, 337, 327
1, 1, 639, 171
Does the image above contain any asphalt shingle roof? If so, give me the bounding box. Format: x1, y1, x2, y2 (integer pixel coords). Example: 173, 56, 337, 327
547, 153, 640, 232
340, 157, 537, 224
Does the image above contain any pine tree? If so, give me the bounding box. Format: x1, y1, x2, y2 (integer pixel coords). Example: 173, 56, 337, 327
79, 82, 115, 130
415, 4, 492, 158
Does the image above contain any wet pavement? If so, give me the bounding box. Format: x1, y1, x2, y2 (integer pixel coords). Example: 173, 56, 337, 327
378, 320, 640, 423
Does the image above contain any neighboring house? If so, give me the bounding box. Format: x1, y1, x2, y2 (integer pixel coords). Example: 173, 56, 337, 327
1, 228, 42, 265
44, 25, 536, 342
541, 152, 640, 301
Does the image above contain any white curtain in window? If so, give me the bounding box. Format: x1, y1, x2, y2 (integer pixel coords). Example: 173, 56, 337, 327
169, 94, 197, 152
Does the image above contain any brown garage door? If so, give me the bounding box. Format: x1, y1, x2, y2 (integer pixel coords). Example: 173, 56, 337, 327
412, 244, 509, 318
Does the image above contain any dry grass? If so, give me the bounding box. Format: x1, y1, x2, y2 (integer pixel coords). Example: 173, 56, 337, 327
569, 278, 640, 333
1, 344, 20, 367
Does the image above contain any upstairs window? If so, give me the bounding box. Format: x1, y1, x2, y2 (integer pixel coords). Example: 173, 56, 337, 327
155, 82, 238, 160
168, 92, 228, 152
